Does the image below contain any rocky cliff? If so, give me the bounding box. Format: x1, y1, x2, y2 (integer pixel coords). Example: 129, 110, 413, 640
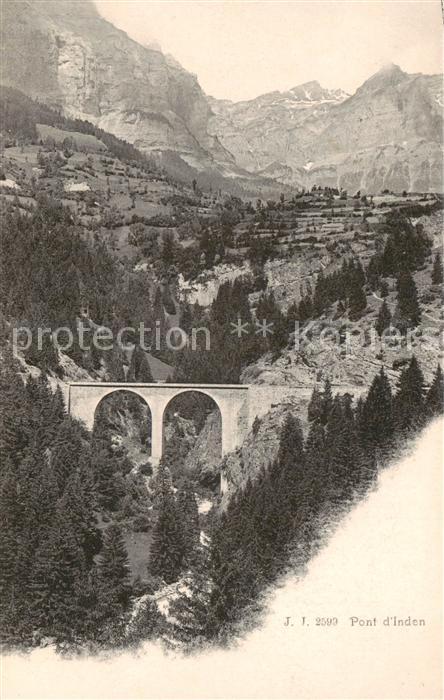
209, 66, 443, 192
1, 0, 233, 169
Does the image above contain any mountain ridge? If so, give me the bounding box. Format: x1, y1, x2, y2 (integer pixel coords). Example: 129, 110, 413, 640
1, 1, 442, 193
209, 63, 443, 192
209, 79, 349, 108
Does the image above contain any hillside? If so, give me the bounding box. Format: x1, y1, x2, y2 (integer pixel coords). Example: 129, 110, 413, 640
1, 88, 442, 395
1, 0, 225, 163
0, 0, 283, 196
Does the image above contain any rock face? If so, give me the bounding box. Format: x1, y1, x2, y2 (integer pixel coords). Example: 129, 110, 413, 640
1, 0, 233, 169
208, 81, 349, 176
183, 411, 223, 487
209, 66, 443, 192
221, 397, 311, 504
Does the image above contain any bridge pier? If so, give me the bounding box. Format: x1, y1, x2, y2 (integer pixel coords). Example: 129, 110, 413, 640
149, 398, 169, 465
219, 397, 243, 456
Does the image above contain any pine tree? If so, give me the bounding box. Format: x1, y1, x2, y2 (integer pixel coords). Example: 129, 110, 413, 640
425, 364, 443, 417
307, 386, 323, 422
209, 502, 262, 628
348, 283, 367, 319
24, 377, 40, 438
0, 462, 20, 606
176, 487, 200, 567
379, 280, 389, 298
30, 507, 88, 640
0, 368, 29, 465
313, 271, 327, 315
361, 368, 393, 447
396, 271, 421, 332
152, 286, 167, 354
31, 460, 59, 540
25, 327, 60, 373
149, 488, 184, 584
375, 300, 392, 337
59, 471, 102, 566
320, 378, 333, 425
50, 385, 67, 426
8, 442, 53, 623
381, 211, 431, 275
128, 345, 153, 382
298, 294, 313, 322
70, 565, 104, 644
325, 394, 366, 502
152, 461, 173, 502
247, 467, 278, 580
32, 373, 57, 449
393, 356, 425, 431
167, 547, 213, 648
125, 593, 161, 647
354, 259, 366, 287
277, 413, 304, 468
107, 346, 126, 381
367, 254, 382, 290
97, 523, 131, 607
180, 303, 193, 336
92, 448, 120, 511
304, 420, 327, 509
276, 414, 306, 540
208, 517, 237, 628
51, 418, 85, 494
354, 396, 365, 434
431, 252, 443, 285
137, 351, 153, 382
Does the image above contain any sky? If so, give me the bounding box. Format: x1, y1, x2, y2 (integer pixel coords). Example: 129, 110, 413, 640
94, 0, 443, 101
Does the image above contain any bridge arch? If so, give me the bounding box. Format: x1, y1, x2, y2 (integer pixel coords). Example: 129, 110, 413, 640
162, 389, 223, 463
93, 389, 153, 456
91, 385, 151, 408
162, 387, 224, 419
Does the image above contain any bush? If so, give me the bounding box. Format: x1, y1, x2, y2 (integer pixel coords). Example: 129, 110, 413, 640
140, 462, 153, 476
132, 513, 152, 532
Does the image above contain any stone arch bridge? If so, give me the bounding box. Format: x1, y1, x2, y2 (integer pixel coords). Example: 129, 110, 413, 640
68, 382, 313, 465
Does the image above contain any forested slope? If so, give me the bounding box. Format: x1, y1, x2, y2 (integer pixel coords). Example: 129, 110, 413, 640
0, 86, 442, 654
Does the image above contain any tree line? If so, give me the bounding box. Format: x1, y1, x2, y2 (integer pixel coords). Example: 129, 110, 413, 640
1, 87, 162, 172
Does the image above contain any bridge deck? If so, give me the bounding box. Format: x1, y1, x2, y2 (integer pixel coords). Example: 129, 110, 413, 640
68, 382, 250, 389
